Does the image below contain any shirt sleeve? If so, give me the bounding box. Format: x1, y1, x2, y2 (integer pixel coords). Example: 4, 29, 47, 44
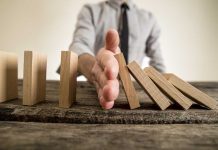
145, 15, 166, 73
57, 5, 96, 74
69, 4, 96, 56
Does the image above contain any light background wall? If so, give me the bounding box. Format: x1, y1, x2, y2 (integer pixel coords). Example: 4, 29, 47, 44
0, 0, 217, 81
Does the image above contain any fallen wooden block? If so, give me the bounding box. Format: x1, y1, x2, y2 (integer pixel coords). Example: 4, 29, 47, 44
0, 51, 18, 102
144, 67, 193, 110
115, 53, 140, 109
127, 61, 171, 110
164, 73, 217, 109
59, 51, 78, 108
23, 51, 47, 106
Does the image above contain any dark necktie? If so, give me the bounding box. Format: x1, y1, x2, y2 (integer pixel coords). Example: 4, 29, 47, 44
119, 3, 129, 63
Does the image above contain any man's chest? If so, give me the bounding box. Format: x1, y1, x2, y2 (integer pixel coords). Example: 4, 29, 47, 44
94, 8, 153, 49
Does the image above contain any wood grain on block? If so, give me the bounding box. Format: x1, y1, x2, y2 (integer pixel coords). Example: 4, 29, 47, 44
163, 73, 217, 110
144, 67, 193, 110
127, 61, 171, 110
23, 51, 47, 106
114, 53, 140, 109
0, 51, 18, 102
59, 51, 78, 108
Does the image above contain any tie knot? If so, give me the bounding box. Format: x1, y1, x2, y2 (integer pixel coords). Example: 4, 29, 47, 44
121, 3, 129, 10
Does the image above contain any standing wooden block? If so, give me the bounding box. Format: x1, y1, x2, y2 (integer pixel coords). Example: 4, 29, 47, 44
164, 73, 217, 109
23, 51, 47, 106
114, 53, 140, 109
144, 67, 193, 110
127, 61, 171, 110
59, 51, 78, 108
0, 51, 18, 102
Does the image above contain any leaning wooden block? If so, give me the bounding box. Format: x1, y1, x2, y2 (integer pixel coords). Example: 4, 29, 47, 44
59, 51, 78, 108
127, 61, 171, 110
0, 51, 18, 102
114, 53, 140, 109
23, 51, 47, 106
164, 73, 217, 109
144, 67, 193, 110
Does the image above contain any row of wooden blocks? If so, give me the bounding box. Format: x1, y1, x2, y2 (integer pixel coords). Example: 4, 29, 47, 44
115, 53, 217, 110
0, 51, 217, 110
0, 51, 77, 108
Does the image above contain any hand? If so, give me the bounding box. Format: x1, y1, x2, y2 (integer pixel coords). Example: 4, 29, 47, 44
91, 29, 121, 109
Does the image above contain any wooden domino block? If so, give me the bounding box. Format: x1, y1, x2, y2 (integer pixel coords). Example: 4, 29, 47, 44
164, 73, 217, 109
127, 61, 171, 110
59, 51, 78, 108
23, 51, 47, 106
114, 53, 140, 109
144, 67, 193, 110
0, 51, 18, 102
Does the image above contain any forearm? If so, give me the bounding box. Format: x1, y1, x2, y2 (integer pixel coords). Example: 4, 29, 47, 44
78, 53, 96, 83
146, 15, 166, 73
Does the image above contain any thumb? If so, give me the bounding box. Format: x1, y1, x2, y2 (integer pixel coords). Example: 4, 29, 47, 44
105, 29, 120, 54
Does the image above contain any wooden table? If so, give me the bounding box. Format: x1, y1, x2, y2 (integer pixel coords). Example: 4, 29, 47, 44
0, 80, 218, 149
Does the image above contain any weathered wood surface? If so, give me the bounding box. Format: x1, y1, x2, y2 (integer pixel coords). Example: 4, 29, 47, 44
0, 80, 218, 124
0, 121, 218, 150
